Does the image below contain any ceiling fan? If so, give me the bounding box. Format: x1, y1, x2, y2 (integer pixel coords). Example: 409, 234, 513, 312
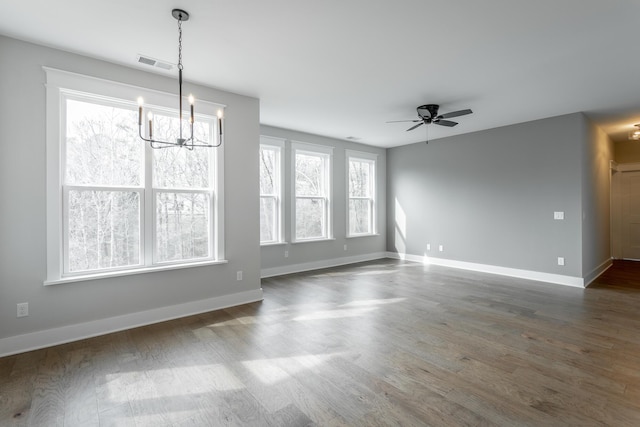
387, 104, 473, 132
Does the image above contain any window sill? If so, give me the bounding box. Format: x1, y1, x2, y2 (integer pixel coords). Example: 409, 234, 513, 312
291, 238, 336, 244
260, 241, 288, 247
44, 259, 229, 286
346, 233, 380, 239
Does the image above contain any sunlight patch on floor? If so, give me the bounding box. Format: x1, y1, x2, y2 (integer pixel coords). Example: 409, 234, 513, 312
293, 306, 376, 321
340, 297, 406, 307
105, 364, 245, 403
355, 269, 398, 276
242, 353, 335, 385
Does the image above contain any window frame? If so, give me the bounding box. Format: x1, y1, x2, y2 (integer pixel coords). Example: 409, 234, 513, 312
291, 141, 333, 243
44, 67, 226, 285
259, 136, 285, 245
346, 150, 377, 237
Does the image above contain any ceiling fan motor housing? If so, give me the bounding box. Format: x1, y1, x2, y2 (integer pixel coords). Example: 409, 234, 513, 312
417, 104, 440, 122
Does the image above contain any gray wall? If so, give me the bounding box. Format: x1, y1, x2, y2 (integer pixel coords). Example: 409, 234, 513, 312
260, 126, 386, 273
386, 113, 597, 278
0, 36, 260, 341
581, 122, 614, 277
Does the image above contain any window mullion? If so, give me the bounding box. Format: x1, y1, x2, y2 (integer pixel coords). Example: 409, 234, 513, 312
144, 138, 153, 267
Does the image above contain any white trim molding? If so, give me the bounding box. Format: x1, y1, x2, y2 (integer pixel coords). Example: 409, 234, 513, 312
259, 136, 285, 245
345, 149, 378, 238
617, 162, 640, 172
387, 252, 586, 288
583, 258, 613, 287
290, 141, 334, 242
0, 289, 263, 358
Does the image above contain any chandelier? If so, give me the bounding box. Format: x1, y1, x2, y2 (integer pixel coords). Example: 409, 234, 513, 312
137, 9, 222, 149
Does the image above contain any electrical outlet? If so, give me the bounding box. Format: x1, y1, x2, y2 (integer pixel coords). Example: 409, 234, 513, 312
439, 245, 444, 252
554, 211, 564, 220
236, 271, 243, 281
284, 250, 289, 258
427, 244, 431, 251
344, 244, 347, 251
17, 302, 28, 318
557, 257, 565, 266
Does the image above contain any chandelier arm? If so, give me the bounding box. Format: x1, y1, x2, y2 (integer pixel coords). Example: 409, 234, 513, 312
139, 125, 185, 148
188, 140, 223, 148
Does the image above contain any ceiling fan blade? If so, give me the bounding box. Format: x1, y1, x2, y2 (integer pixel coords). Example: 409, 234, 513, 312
406, 122, 425, 131
438, 109, 473, 119
435, 120, 458, 127
386, 119, 421, 123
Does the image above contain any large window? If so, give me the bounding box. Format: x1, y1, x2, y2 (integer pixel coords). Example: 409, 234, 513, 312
346, 150, 377, 237
45, 68, 224, 283
259, 137, 284, 244
292, 142, 333, 241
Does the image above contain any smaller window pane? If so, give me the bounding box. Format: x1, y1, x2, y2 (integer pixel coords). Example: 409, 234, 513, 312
349, 160, 371, 198
296, 198, 325, 240
68, 190, 140, 272
260, 148, 277, 195
349, 199, 372, 235
66, 99, 142, 186
156, 192, 210, 262
295, 153, 324, 196
260, 197, 277, 242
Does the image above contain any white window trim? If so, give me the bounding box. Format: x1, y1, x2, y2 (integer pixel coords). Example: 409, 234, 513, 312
259, 136, 285, 245
291, 141, 333, 243
346, 149, 378, 238
44, 67, 226, 285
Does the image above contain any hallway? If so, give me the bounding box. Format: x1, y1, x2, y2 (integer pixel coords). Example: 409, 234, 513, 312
592, 260, 640, 289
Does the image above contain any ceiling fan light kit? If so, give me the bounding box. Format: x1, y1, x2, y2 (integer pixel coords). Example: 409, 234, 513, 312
629, 124, 640, 141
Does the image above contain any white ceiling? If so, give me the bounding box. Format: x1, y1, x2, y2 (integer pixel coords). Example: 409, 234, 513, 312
2, 0, 640, 148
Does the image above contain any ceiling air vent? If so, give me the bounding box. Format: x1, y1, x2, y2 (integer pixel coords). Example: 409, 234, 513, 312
136, 55, 174, 71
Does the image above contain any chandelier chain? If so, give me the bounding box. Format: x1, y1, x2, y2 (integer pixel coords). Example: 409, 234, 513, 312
178, 18, 183, 71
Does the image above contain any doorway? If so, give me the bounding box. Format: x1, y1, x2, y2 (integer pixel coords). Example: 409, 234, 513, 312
611, 161, 640, 260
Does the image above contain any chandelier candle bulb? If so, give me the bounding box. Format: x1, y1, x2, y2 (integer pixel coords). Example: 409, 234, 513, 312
147, 112, 153, 139
218, 110, 224, 138
137, 97, 144, 126
189, 94, 194, 124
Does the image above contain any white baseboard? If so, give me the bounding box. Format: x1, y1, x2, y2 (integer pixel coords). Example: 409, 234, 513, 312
387, 252, 585, 288
261, 252, 387, 278
0, 288, 263, 358
583, 258, 613, 287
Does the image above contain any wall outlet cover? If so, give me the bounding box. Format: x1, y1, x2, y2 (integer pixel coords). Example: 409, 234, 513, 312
17, 302, 28, 317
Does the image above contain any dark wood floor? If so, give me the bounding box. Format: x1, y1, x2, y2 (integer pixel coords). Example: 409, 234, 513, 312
2, 259, 640, 426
